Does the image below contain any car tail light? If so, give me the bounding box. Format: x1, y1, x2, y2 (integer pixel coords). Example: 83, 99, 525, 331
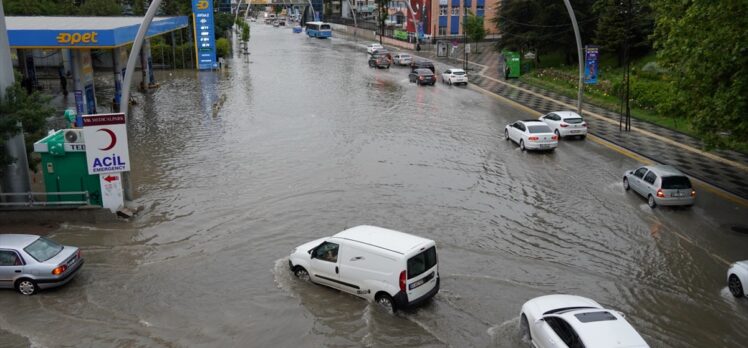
528, 136, 539, 141
657, 189, 665, 198
52, 265, 68, 275
419, 76, 424, 80
560, 123, 569, 128
399, 271, 406, 292
551, 135, 558, 140
691, 190, 696, 197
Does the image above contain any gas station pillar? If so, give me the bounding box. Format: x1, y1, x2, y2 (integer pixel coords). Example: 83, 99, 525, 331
70, 49, 97, 125
139, 39, 156, 89
112, 46, 127, 111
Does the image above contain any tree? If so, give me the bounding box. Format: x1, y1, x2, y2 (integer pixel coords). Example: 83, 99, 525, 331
0, 80, 55, 171
494, 0, 596, 64
651, 1, 748, 149
593, 0, 653, 66
76, 0, 122, 16
464, 10, 486, 53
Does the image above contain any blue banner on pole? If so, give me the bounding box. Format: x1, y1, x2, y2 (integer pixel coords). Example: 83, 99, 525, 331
584, 45, 599, 84
192, 0, 218, 70
74, 90, 84, 127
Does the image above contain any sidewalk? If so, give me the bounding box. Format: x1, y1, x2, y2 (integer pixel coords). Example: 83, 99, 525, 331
342, 31, 748, 201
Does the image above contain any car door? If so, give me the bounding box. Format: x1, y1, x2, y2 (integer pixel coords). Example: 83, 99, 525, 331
309, 241, 342, 289
541, 113, 558, 131
442, 69, 451, 81
642, 171, 658, 198
630, 167, 648, 195
0, 249, 24, 289
515, 123, 527, 143
533, 317, 568, 348
508, 123, 520, 142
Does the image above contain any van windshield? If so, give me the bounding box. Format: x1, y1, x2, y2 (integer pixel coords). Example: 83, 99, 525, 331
407, 246, 437, 279
662, 176, 692, 189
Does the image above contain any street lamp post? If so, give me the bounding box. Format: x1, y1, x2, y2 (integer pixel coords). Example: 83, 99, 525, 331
562, 0, 584, 116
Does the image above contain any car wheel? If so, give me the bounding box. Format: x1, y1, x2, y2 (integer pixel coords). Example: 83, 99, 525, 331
647, 194, 657, 208
504, 130, 510, 141
15, 278, 38, 296
623, 177, 630, 191
293, 266, 310, 281
579, 135, 586, 140
520, 140, 526, 151
520, 313, 531, 341
554, 129, 561, 140
729, 274, 744, 297
375, 292, 395, 313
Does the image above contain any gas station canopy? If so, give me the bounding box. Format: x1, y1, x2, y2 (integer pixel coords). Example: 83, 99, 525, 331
6, 16, 189, 49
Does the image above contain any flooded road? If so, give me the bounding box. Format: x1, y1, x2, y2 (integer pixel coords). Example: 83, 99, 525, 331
2, 24, 748, 347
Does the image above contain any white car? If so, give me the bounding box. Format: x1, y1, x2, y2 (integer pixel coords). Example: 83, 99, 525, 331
366, 43, 384, 54
288, 225, 439, 312
393, 53, 413, 66
505, 120, 558, 151
539, 111, 588, 139
441, 68, 468, 85
520, 294, 649, 348
728, 261, 748, 297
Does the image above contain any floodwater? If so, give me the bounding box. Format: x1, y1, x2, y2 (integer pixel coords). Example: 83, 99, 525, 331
2, 24, 748, 347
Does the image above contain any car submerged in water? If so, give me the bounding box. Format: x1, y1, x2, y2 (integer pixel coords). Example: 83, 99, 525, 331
0, 234, 84, 295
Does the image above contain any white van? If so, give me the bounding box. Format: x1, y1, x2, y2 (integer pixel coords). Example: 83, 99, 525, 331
288, 225, 439, 312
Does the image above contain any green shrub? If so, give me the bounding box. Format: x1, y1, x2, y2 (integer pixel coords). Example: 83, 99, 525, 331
216, 38, 230, 58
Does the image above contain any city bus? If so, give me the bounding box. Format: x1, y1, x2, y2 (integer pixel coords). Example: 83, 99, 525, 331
305, 22, 332, 38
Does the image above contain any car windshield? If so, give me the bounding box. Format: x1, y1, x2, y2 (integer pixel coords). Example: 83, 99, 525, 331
452, 71, 466, 75
661, 176, 692, 189
528, 125, 552, 133
564, 117, 583, 124
24, 237, 63, 262
407, 246, 437, 279
417, 69, 433, 75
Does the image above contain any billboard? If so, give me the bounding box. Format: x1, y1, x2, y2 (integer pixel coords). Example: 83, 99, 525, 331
584, 45, 599, 84
193, 0, 218, 70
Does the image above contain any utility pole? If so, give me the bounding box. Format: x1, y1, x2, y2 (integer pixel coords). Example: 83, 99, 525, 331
562, 0, 584, 117
0, 0, 32, 202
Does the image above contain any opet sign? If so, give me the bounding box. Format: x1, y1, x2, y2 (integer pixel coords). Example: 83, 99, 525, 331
56, 32, 99, 45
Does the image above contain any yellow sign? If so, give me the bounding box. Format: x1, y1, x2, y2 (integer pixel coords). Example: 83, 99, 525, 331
56, 32, 99, 45
196, 0, 209, 10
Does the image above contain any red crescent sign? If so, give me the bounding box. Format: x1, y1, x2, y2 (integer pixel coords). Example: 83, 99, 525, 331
98, 128, 117, 151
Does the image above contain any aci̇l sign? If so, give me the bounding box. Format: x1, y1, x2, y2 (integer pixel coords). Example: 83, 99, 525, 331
82, 113, 131, 175
192, 0, 217, 70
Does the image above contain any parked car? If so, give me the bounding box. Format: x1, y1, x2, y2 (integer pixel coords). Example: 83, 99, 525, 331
288, 225, 439, 312
520, 294, 649, 348
728, 261, 747, 297
441, 68, 468, 85
504, 120, 558, 151
409, 68, 436, 86
0, 234, 84, 295
410, 60, 435, 73
539, 111, 588, 139
393, 53, 413, 66
366, 43, 384, 54
368, 52, 391, 69
623, 165, 695, 208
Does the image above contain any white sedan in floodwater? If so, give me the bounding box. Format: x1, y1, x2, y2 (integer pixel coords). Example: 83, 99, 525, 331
520, 294, 649, 348
505, 120, 558, 151
728, 261, 748, 298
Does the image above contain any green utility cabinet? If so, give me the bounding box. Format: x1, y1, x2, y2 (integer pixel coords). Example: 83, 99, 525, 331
502, 50, 521, 79
33, 129, 102, 206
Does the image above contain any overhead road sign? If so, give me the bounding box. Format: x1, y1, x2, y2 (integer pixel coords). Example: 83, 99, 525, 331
5, 16, 189, 49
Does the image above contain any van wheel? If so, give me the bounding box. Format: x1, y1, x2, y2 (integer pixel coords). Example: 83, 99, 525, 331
15, 278, 38, 296
520, 313, 531, 341
375, 293, 395, 313
647, 194, 657, 208
293, 266, 310, 281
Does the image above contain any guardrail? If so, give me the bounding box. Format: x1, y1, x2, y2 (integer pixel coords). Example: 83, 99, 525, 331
0, 191, 90, 207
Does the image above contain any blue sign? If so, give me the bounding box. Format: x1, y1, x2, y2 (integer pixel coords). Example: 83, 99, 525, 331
74, 90, 84, 127
584, 45, 599, 84
192, 0, 218, 70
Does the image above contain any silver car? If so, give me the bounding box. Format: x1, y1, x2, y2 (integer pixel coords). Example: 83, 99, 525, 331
0, 234, 84, 295
623, 165, 695, 208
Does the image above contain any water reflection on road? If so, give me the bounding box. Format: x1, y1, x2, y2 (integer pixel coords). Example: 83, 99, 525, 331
1, 23, 747, 347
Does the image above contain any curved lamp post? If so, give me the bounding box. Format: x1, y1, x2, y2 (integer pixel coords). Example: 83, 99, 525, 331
562, 0, 583, 116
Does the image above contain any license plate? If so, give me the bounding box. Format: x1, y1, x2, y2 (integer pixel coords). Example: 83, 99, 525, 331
410, 279, 425, 290
673, 192, 684, 197
539, 144, 550, 148
570, 130, 581, 133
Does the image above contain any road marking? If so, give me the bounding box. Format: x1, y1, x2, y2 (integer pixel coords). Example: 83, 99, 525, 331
477, 74, 748, 173
470, 83, 748, 208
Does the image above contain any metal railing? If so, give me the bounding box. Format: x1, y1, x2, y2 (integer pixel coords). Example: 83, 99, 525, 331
0, 191, 90, 207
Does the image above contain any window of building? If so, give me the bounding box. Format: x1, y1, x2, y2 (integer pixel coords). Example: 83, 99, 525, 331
439, 5, 448, 16
438, 26, 447, 35
451, 7, 459, 15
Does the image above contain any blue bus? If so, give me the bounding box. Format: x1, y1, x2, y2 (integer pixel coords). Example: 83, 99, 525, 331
305, 22, 332, 38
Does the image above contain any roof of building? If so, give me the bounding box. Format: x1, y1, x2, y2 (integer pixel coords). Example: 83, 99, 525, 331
6, 16, 189, 48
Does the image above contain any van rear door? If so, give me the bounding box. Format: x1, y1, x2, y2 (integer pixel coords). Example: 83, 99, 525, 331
406, 246, 438, 302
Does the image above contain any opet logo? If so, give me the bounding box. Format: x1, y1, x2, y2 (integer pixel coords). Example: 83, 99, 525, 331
56, 32, 98, 45
196, 0, 209, 10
